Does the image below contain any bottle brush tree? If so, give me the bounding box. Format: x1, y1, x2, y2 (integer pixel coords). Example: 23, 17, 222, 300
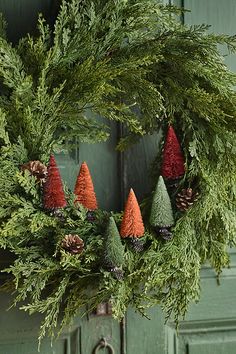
43, 155, 67, 210
120, 189, 145, 238
74, 162, 98, 210
120, 188, 145, 251
161, 125, 185, 181
104, 216, 124, 270
150, 176, 174, 229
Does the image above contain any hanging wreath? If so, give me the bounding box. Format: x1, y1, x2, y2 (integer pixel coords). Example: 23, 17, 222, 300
0, 0, 236, 341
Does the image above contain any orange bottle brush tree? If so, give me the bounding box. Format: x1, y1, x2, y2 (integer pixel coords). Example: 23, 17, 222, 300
74, 162, 98, 222
120, 188, 145, 252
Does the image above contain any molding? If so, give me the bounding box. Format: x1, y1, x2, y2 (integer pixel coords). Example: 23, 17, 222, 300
166, 318, 236, 354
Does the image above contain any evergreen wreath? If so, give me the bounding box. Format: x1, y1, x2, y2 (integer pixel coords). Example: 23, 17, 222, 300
0, 0, 235, 341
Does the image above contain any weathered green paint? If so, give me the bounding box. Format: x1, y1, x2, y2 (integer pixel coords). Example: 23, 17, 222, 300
0, 0, 54, 43
79, 118, 120, 211
184, 0, 236, 72
0, 1, 236, 353
126, 308, 166, 354
123, 133, 162, 202
165, 250, 236, 354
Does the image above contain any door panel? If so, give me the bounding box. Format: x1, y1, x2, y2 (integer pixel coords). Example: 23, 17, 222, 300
162, 2, 236, 353
79, 316, 121, 354
165, 250, 236, 354
0, 292, 67, 354
126, 308, 166, 354
181, 0, 236, 338
0, 341, 66, 354
169, 325, 236, 354
184, 0, 236, 71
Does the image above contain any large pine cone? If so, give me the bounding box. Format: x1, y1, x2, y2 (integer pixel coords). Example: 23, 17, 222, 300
176, 188, 199, 211
61, 234, 84, 255
21, 160, 48, 184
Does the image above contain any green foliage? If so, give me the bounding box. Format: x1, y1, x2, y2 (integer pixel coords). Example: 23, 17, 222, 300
150, 176, 174, 227
104, 216, 124, 268
0, 0, 235, 342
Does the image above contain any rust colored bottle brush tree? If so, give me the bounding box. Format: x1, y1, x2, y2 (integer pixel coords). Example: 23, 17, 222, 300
43, 155, 67, 211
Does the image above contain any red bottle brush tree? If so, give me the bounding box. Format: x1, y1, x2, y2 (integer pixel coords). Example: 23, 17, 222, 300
74, 162, 98, 210
43, 155, 67, 210
161, 125, 185, 180
120, 189, 145, 238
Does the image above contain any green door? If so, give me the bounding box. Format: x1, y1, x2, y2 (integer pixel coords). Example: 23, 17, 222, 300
0, 1, 236, 353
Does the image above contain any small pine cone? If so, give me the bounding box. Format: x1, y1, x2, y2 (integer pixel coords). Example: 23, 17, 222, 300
110, 267, 124, 280
106, 48, 117, 58
21, 160, 48, 184
165, 177, 182, 189
130, 237, 145, 252
50, 208, 66, 221
157, 227, 173, 241
176, 188, 199, 211
86, 210, 96, 223
61, 234, 84, 255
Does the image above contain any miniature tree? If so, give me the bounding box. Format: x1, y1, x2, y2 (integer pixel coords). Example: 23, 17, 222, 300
161, 125, 185, 181
150, 176, 174, 240
74, 162, 98, 210
120, 189, 145, 251
104, 216, 124, 279
43, 155, 67, 210
120, 189, 145, 238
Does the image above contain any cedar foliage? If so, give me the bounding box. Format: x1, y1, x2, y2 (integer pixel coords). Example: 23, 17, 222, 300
74, 162, 98, 210
0, 0, 235, 340
120, 189, 144, 238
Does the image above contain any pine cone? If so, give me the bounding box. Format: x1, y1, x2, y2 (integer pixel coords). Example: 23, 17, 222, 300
86, 210, 96, 223
130, 237, 145, 252
50, 208, 65, 221
61, 234, 84, 255
176, 188, 199, 211
158, 227, 173, 241
21, 160, 48, 184
165, 177, 182, 191
110, 267, 124, 280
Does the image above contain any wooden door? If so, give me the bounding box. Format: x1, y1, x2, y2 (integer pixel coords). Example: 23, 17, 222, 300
0, 1, 236, 353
